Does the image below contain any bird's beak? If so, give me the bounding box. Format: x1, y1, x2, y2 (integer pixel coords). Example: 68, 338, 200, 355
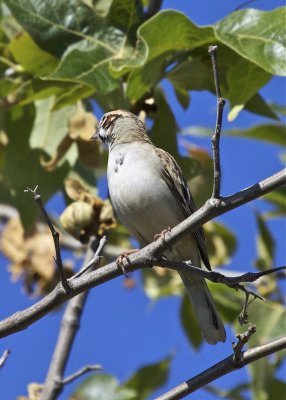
91, 127, 99, 140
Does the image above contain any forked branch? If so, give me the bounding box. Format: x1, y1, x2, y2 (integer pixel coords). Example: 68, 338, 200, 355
0, 168, 285, 339
25, 186, 70, 293
39, 237, 106, 400
155, 336, 286, 400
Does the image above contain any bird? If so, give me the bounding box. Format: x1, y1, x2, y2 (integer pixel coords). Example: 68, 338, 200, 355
92, 109, 226, 344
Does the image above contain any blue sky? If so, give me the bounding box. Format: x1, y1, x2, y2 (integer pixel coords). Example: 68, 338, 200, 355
0, 1, 285, 399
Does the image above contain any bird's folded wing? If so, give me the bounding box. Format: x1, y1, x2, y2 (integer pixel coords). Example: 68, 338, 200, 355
155, 147, 211, 271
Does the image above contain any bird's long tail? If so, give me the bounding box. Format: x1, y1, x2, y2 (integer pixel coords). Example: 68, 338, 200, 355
179, 271, 226, 344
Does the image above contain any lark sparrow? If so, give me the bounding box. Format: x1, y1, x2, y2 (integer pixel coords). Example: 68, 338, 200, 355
92, 110, 226, 344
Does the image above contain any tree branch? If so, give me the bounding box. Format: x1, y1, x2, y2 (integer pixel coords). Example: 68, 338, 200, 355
208, 45, 225, 199
39, 237, 105, 400
0, 168, 285, 339
62, 364, 102, 385
154, 260, 286, 324
154, 261, 285, 286
155, 336, 286, 400
0, 349, 11, 369
232, 324, 256, 361
25, 186, 70, 293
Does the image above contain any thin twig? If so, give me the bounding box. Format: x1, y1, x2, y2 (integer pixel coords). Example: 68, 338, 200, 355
154, 260, 286, 287
63, 364, 102, 385
0, 168, 284, 339
72, 237, 106, 279
40, 237, 106, 400
155, 260, 281, 322
0, 349, 11, 369
232, 325, 256, 361
155, 336, 286, 400
24, 186, 70, 294
236, 284, 264, 325
208, 45, 225, 199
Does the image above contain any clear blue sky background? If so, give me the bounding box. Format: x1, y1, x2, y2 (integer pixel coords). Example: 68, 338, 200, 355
0, 1, 285, 399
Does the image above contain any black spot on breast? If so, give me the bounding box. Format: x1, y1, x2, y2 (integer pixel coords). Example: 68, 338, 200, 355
119, 155, 124, 165
115, 153, 124, 166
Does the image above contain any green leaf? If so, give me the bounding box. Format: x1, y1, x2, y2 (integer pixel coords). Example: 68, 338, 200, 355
29, 97, 77, 163
245, 93, 279, 121
268, 102, 286, 116
19, 80, 73, 105
182, 122, 286, 146
142, 268, 182, 300
185, 145, 213, 207
180, 295, 203, 349
150, 90, 178, 153
205, 221, 237, 267
181, 126, 213, 138
216, 46, 272, 120
224, 124, 286, 146
150, 90, 200, 182
173, 85, 190, 110
72, 358, 171, 400
5, 0, 146, 94
124, 356, 171, 400
226, 60, 271, 121
235, 301, 286, 400
255, 213, 275, 271
263, 187, 286, 218
245, 301, 286, 346
0, 79, 19, 98
167, 52, 272, 120
209, 282, 243, 324
4, 0, 100, 57
268, 379, 286, 400
92, 84, 127, 113
215, 7, 286, 76
167, 58, 214, 94
2, 104, 70, 227
48, 40, 120, 94
52, 85, 95, 110
72, 374, 136, 400
9, 32, 59, 76
127, 10, 215, 101
19, 80, 94, 110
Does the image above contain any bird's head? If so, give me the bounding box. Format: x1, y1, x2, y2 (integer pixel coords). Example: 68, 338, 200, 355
91, 110, 149, 148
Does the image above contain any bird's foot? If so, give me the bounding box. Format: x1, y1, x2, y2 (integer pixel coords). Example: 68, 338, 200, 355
116, 249, 139, 277
154, 227, 171, 245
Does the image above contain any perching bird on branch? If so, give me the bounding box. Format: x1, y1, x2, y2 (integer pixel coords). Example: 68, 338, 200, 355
92, 110, 226, 344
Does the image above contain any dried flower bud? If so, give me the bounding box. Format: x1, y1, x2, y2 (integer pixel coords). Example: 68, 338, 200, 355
60, 201, 95, 239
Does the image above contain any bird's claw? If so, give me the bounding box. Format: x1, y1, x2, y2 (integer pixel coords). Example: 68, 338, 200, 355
116, 249, 139, 277
154, 227, 171, 244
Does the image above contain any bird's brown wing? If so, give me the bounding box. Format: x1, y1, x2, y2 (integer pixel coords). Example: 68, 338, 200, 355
155, 147, 211, 271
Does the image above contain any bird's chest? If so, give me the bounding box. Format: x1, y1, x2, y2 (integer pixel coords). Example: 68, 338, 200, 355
107, 143, 184, 245
107, 145, 162, 212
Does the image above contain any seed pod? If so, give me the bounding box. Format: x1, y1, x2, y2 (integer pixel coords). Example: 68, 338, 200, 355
60, 201, 95, 240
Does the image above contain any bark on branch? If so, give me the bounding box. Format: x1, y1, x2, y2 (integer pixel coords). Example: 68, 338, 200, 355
155, 336, 286, 400
0, 349, 10, 369
208, 45, 225, 199
0, 168, 285, 339
39, 237, 105, 400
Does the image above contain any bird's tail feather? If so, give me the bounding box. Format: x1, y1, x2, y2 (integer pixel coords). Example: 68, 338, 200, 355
179, 271, 226, 344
